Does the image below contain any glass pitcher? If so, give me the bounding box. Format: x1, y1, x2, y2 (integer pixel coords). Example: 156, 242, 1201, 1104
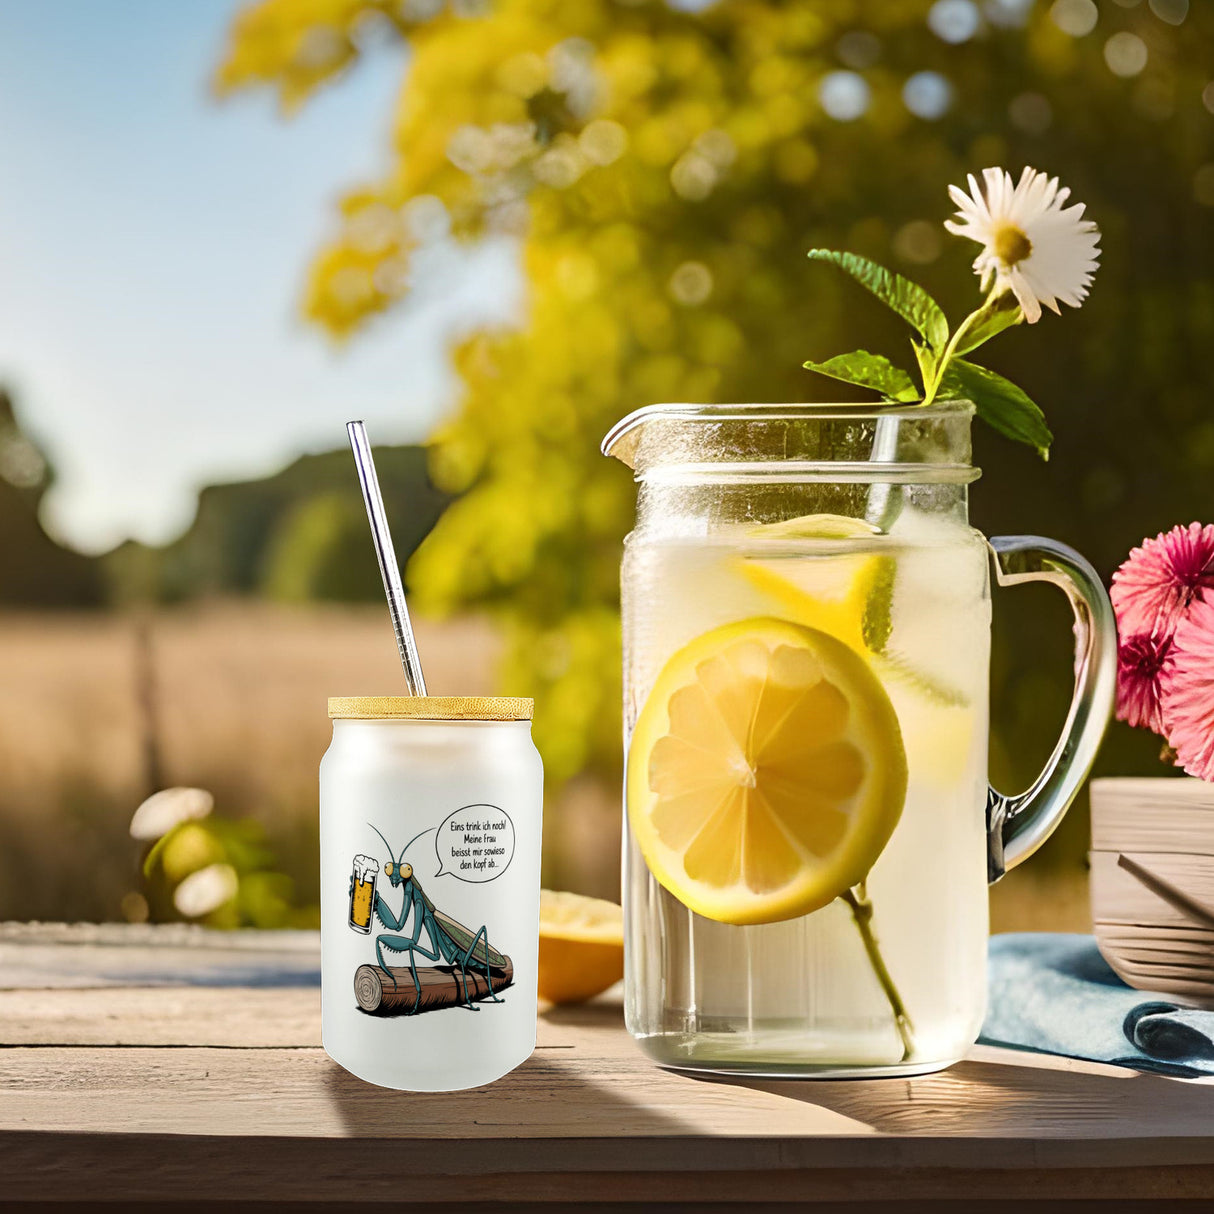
602, 401, 1115, 1077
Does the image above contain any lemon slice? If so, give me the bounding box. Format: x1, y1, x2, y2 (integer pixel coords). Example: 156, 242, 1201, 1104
750, 513, 882, 542
628, 617, 907, 926
738, 513, 892, 654
538, 890, 624, 1004
739, 513, 967, 709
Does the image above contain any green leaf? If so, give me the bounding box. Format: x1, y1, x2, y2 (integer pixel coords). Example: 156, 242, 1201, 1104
803, 350, 920, 402
941, 359, 1053, 459
808, 250, 949, 352
141, 829, 174, 880
954, 294, 1023, 356
911, 339, 934, 392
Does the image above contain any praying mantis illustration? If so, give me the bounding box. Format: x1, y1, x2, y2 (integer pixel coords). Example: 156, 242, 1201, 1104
354, 824, 509, 1014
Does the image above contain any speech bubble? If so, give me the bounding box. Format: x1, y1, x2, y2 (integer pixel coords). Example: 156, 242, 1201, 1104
434, 804, 515, 883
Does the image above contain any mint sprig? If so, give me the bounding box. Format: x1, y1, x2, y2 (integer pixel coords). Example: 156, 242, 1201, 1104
803, 249, 1051, 458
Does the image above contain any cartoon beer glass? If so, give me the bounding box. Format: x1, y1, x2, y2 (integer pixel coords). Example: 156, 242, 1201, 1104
349, 854, 379, 934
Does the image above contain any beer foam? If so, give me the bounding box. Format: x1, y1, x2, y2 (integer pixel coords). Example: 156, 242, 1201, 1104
353, 853, 380, 883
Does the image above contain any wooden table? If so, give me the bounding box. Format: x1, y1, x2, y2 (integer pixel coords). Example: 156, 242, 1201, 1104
3, 924, 1214, 1209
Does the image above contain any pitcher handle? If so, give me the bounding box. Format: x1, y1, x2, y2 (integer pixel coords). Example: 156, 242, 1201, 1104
986, 536, 1117, 883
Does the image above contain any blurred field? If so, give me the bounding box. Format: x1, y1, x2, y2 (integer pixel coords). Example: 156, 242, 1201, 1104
0, 602, 1088, 929
0, 605, 496, 920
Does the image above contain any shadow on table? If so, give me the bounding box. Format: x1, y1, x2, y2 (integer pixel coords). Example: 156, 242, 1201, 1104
699, 1054, 1214, 1136
321, 996, 677, 1138
321, 1058, 680, 1138
538, 996, 625, 1028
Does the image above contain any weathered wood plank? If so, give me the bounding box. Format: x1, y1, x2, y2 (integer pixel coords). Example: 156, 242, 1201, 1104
0, 922, 320, 989
3, 1134, 1214, 1205
0, 986, 322, 1047
1090, 777, 1214, 853
0, 1041, 871, 1141
5, 925, 1214, 1204
0, 984, 613, 1048
2, 1027, 1213, 1150
3, 988, 1214, 1141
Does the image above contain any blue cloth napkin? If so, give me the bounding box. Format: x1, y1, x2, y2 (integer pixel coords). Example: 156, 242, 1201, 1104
980, 932, 1214, 1078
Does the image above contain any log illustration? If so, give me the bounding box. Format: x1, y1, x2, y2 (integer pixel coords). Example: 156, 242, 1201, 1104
354, 958, 514, 1014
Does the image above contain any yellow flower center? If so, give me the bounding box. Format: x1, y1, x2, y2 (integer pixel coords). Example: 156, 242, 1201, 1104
993, 224, 1032, 266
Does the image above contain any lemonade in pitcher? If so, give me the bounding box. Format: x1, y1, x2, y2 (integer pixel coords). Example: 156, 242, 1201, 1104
606, 402, 1114, 1077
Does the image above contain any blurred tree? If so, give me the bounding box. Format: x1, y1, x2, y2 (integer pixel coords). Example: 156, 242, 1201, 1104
105, 444, 447, 604
0, 389, 102, 606
217, 0, 1214, 848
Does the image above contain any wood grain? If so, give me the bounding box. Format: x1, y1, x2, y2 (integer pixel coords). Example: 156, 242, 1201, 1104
1090, 777, 1214, 853
1091, 852, 1214, 928
0, 986, 321, 1047
4, 1133, 1214, 1205
1089, 779, 1214, 1005
2, 991, 1213, 1147
0, 921, 320, 989
6, 925, 1214, 1203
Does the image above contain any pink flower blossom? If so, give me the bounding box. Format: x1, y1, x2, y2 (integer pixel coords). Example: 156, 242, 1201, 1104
1111, 522, 1214, 639
1163, 597, 1214, 782
1116, 631, 1174, 734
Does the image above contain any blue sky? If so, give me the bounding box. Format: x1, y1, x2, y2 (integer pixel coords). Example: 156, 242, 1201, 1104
0, 1, 517, 551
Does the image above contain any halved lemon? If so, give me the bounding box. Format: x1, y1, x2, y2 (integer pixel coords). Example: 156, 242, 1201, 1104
537, 890, 624, 1004
628, 617, 907, 926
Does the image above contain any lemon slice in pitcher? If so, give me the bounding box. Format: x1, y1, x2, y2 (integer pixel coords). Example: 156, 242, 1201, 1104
739, 512, 967, 709
628, 617, 907, 926
737, 513, 891, 654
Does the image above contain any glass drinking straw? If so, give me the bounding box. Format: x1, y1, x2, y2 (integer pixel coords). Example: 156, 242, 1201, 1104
864, 414, 900, 531
347, 420, 428, 696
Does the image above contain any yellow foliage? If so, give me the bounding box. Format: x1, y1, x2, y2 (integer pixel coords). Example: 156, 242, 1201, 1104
217, 0, 1214, 794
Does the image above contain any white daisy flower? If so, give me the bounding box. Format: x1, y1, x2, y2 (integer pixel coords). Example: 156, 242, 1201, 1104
130, 786, 214, 841
944, 166, 1101, 323
174, 863, 239, 918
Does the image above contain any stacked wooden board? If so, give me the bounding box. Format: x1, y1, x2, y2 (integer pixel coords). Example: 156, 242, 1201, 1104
1090, 777, 1214, 1003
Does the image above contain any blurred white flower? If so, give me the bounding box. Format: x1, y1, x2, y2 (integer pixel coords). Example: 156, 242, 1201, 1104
130, 787, 214, 841
670, 151, 717, 201
928, 0, 981, 44
1104, 31, 1148, 78
174, 863, 238, 918
668, 261, 713, 306
903, 71, 953, 120
944, 166, 1101, 323
579, 119, 627, 166
818, 71, 871, 121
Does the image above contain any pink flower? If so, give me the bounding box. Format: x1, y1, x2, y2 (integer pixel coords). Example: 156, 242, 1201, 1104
1163, 597, 1214, 782
1111, 522, 1214, 639
1116, 632, 1174, 734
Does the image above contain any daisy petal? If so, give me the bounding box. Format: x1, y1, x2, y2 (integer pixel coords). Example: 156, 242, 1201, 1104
945, 166, 1101, 319
1007, 267, 1041, 323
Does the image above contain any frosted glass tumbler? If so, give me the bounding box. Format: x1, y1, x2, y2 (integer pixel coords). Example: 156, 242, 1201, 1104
321, 696, 543, 1091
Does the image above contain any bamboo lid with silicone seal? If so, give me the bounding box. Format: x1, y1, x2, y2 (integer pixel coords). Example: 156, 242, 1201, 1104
328, 696, 534, 721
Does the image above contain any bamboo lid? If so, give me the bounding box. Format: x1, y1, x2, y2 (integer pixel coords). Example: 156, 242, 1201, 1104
328, 696, 534, 721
